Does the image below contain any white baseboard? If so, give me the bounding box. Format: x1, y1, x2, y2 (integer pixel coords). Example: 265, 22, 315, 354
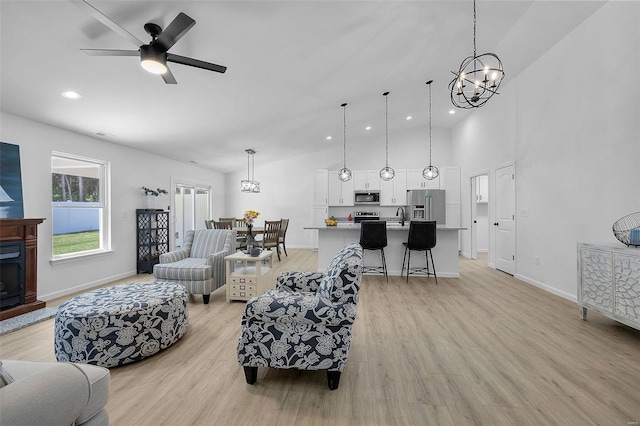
41, 270, 138, 301
514, 273, 576, 302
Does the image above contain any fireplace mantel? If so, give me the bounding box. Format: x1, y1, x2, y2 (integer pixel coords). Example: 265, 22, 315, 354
0, 218, 45, 321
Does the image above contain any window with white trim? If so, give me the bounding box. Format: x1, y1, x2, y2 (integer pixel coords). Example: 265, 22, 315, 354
51, 152, 111, 259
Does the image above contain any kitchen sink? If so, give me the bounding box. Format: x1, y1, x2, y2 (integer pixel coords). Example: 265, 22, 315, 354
386, 222, 405, 227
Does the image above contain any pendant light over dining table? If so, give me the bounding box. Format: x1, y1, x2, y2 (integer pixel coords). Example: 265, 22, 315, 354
379, 91, 395, 181
240, 149, 260, 193
338, 102, 352, 182
423, 80, 439, 180
448, 0, 505, 109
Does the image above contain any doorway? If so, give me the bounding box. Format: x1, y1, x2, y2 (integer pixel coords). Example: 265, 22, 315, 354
470, 172, 490, 262
172, 182, 211, 249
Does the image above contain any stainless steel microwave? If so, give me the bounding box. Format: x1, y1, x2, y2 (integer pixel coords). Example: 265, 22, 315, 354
354, 191, 380, 205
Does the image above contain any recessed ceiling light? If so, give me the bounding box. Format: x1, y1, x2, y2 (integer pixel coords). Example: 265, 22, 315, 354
326, 136, 332, 140
406, 116, 412, 120
365, 126, 372, 130
61, 90, 82, 99
449, 110, 456, 115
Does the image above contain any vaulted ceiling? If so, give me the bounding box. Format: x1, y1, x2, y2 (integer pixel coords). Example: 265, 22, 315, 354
0, 1, 605, 173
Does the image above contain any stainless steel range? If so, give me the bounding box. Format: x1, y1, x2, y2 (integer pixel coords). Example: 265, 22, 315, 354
353, 211, 380, 223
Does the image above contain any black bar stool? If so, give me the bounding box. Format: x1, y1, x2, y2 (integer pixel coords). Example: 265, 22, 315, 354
402, 221, 437, 283
359, 220, 388, 281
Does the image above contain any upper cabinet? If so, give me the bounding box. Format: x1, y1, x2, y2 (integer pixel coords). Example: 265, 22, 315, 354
440, 166, 461, 204
354, 170, 380, 191
379, 169, 407, 206
476, 175, 489, 203
406, 169, 440, 190
328, 171, 355, 206
313, 169, 328, 206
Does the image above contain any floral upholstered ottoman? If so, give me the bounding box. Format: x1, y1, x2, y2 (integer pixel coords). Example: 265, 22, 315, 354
54, 282, 188, 367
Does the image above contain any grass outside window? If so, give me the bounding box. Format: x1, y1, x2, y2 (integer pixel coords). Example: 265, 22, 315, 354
53, 231, 100, 255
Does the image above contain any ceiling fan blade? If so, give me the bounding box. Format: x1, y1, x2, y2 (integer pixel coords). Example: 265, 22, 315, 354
161, 67, 178, 84
167, 53, 227, 74
153, 12, 195, 52
80, 49, 139, 56
70, 0, 145, 47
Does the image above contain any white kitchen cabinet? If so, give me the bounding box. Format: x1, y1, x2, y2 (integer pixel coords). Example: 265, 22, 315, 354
476, 175, 488, 203
354, 170, 380, 191
313, 169, 328, 206
440, 166, 461, 204
313, 205, 328, 226
445, 204, 461, 227
406, 169, 439, 190
578, 243, 640, 331
328, 171, 355, 206
379, 169, 407, 206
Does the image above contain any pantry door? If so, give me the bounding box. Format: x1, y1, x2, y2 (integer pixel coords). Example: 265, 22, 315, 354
495, 164, 515, 275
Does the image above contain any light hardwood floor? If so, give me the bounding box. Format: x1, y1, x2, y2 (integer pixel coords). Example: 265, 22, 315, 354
1, 249, 639, 425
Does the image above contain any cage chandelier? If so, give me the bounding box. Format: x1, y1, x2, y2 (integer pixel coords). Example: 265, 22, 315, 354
449, 0, 505, 109
240, 149, 260, 193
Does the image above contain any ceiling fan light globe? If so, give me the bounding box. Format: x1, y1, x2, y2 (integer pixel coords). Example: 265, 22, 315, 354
140, 44, 168, 74
141, 59, 167, 74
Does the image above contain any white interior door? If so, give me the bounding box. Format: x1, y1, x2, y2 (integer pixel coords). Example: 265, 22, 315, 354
470, 177, 478, 259
495, 164, 515, 275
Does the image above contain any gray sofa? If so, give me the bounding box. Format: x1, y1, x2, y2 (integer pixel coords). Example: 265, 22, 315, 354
0, 360, 110, 426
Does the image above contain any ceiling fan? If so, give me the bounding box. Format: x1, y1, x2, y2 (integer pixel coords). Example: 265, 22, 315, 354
71, 0, 227, 84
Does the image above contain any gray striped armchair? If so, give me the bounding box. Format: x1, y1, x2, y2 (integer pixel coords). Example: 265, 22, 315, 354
153, 229, 235, 304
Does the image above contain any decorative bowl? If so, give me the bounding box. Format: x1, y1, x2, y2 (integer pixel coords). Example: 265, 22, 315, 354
250, 248, 262, 257
612, 212, 640, 247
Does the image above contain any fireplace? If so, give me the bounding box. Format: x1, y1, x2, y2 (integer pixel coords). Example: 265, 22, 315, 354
0, 218, 45, 320
0, 241, 25, 310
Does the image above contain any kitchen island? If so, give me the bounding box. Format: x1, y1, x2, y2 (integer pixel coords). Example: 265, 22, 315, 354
304, 223, 466, 277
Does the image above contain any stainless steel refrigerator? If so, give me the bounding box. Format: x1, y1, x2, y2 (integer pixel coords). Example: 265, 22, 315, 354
406, 189, 446, 224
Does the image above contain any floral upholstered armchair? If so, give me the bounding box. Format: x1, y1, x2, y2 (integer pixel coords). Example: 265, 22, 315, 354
237, 243, 363, 390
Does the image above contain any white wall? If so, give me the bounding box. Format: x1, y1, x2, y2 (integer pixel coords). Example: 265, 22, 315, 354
224, 125, 453, 249
452, 2, 640, 300
0, 112, 225, 301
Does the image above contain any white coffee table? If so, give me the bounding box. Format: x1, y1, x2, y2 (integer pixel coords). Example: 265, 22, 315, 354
225, 250, 275, 302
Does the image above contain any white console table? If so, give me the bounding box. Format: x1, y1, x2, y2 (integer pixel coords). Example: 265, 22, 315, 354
577, 242, 640, 331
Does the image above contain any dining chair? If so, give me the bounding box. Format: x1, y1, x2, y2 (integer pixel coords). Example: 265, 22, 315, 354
359, 220, 388, 281
401, 221, 437, 283
234, 218, 248, 250
204, 220, 214, 229
278, 218, 290, 257
213, 220, 233, 230
259, 220, 282, 261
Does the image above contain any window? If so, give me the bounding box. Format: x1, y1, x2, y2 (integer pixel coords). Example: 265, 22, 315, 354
51, 152, 111, 259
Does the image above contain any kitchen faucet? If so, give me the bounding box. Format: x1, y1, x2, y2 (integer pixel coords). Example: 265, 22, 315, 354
395, 207, 405, 226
